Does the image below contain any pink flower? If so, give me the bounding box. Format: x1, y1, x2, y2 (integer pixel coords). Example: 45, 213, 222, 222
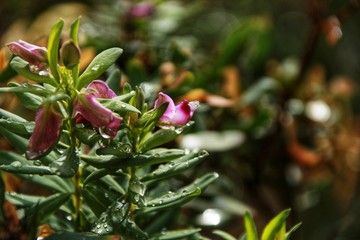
154, 92, 199, 127
128, 3, 154, 18
73, 80, 122, 138
7, 40, 48, 73
26, 102, 63, 160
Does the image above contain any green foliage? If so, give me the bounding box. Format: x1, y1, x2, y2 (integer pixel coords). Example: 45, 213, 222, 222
214, 209, 301, 240
0, 18, 217, 239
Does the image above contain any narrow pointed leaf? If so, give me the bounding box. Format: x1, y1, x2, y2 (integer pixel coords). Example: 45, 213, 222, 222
244, 211, 258, 240
50, 146, 79, 177
76, 48, 123, 89
17, 174, 73, 193
48, 19, 64, 82
136, 187, 201, 216
261, 209, 291, 240
74, 128, 102, 145
0, 118, 34, 135
151, 228, 202, 240
45, 232, 114, 240
32, 192, 71, 221
81, 149, 184, 169
0, 126, 28, 153
0, 151, 53, 175
285, 222, 302, 240
212, 230, 237, 240
0, 173, 4, 222
70, 16, 81, 80
9, 57, 57, 85
141, 150, 208, 183
98, 98, 141, 115
0, 108, 27, 122
83, 186, 114, 217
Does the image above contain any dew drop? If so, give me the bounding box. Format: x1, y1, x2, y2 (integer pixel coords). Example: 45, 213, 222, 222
10, 161, 22, 168
91, 64, 101, 71
121, 103, 126, 108
33, 160, 42, 166
159, 200, 163, 204
198, 150, 208, 157
96, 224, 101, 229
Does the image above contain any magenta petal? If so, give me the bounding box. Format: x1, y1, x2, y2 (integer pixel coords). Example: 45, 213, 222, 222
154, 92, 200, 127
26, 103, 62, 160
74, 92, 115, 128
87, 80, 117, 99
7, 40, 48, 71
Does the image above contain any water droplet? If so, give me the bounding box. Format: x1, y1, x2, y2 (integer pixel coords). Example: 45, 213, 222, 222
159, 200, 163, 204
33, 160, 41, 166
96, 224, 101, 229
153, 153, 160, 158
169, 161, 175, 167
175, 127, 184, 134
10, 161, 22, 168
121, 103, 126, 108
66, 215, 72, 221
91, 64, 101, 71
55, 170, 62, 176
182, 189, 188, 196
198, 150, 208, 157
184, 149, 191, 155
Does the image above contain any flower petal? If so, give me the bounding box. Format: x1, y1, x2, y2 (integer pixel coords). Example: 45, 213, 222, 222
154, 92, 199, 127
7, 40, 48, 71
26, 103, 62, 160
87, 80, 117, 99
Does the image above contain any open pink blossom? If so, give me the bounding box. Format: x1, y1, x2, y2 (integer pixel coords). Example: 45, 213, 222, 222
26, 102, 63, 160
73, 80, 122, 138
7, 40, 48, 73
154, 92, 199, 127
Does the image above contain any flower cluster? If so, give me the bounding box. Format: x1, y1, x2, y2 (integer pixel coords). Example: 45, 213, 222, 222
7, 39, 199, 160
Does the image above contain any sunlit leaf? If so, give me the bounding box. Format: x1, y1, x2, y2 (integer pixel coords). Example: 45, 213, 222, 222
0, 151, 53, 175
139, 122, 193, 152
151, 228, 202, 240
212, 230, 237, 240
98, 98, 141, 115
285, 222, 302, 240
261, 209, 290, 240
244, 211, 258, 240
48, 18, 64, 82
76, 48, 123, 89
9, 57, 57, 85
141, 150, 208, 184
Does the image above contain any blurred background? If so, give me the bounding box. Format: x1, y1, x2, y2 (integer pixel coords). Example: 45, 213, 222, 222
1, 0, 360, 239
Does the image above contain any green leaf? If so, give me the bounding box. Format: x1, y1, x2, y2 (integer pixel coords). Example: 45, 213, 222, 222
137, 102, 168, 129
17, 174, 73, 193
151, 228, 202, 240
48, 18, 64, 82
98, 98, 141, 116
0, 151, 53, 175
6, 192, 43, 207
261, 209, 291, 240
74, 128, 102, 145
212, 230, 237, 240
139, 122, 193, 152
82, 167, 126, 194
0, 126, 28, 152
31, 192, 71, 222
50, 146, 79, 177
141, 150, 208, 184
9, 57, 57, 85
15, 91, 43, 110
6, 81, 50, 96
76, 48, 123, 89
83, 186, 114, 217
244, 212, 258, 240
70, 16, 81, 81
96, 143, 133, 157
136, 187, 201, 216
81, 149, 184, 169
285, 222, 302, 240
0, 118, 34, 135
106, 69, 121, 94
0, 108, 27, 122
45, 232, 114, 240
